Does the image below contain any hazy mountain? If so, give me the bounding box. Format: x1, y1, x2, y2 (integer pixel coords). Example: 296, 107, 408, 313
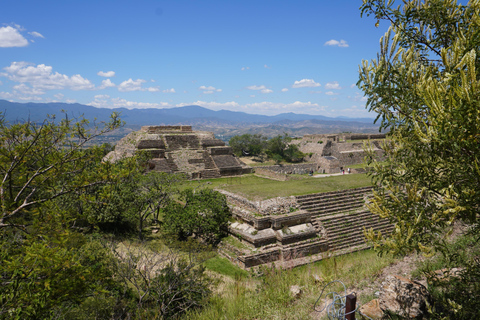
0, 100, 381, 142
0, 100, 375, 125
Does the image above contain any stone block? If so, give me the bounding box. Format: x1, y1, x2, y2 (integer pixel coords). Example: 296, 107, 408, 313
359, 299, 383, 320
379, 275, 431, 319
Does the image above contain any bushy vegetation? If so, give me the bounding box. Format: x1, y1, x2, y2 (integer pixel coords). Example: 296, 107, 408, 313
0, 114, 217, 319
360, 0, 480, 317
162, 188, 231, 244
229, 133, 304, 163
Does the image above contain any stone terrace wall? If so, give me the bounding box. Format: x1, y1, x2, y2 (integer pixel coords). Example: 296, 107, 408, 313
254, 167, 289, 181
218, 190, 299, 216
141, 125, 192, 133
256, 163, 319, 175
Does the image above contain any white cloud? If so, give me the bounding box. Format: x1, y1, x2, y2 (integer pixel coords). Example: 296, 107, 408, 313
324, 39, 349, 47
13, 83, 44, 95
246, 85, 272, 93
199, 85, 221, 94
0, 91, 15, 99
325, 91, 338, 96
349, 92, 368, 102
176, 101, 240, 111
0, 88, 43, 101
54, 93, 64, 100
97, 70, 115, 77
65, 99, 76, 103
199, 85, 215, 90
281, 88, 289, 92
241, 67, 250, 71
350, 83, 356, 88
99, 79, 115, 89
117, 78, 146, 92
28, 31, 44, 38
325, 81, 341, 90
2, 62, 95, 90
0, 26, 28, 47
162, 88, 175, 93
94, 94, 110, 99
89, 96, 171, 109
264, 64, 271, 69
339, 105, 372, 117
292, 79, 321, 88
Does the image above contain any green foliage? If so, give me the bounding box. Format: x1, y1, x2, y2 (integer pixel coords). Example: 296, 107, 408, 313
359, 0, 480, 255
151, 259, 211, 318
229, 133, 305, 163
265, 133, 305, 163
359, 1, 480, 317
163, 188, 230, 244
0, 113, 129, 319
228, 133, 267, 157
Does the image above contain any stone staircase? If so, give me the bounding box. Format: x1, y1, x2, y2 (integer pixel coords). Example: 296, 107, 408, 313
296, 186, 372, 217
296, 187, 393, 253
319, 210, 394, 252
222, 186, 394, 269
164, 155, 179, 172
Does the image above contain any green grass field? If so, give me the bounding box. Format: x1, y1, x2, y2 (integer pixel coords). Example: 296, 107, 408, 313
183, 173, 373, 201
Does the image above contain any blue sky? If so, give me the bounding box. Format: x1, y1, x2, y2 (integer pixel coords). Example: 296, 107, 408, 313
0, 0, 388, 117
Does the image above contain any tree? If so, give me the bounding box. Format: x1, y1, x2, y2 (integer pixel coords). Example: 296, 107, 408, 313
0, 113, 130, 319
266, 133, 305, 163
229, 133, 268, 157
74, 165, 186, 239
359, 1, 480, 317
0, 113, 122, 231
108, 241, 211, 319
163, 188, 230, 244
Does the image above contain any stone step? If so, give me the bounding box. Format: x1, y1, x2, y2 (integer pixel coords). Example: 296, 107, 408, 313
298, 193, 366, 207
296, 187, 373, 202
300, 200, 365, 213
323, 216, 392, 233
305, 202, 365, 215
327, 226, 394, 249
319, 212, 383, 228
326, 222, 393, 241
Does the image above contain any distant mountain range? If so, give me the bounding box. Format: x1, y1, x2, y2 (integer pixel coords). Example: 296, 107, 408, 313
0, 100, 381, 140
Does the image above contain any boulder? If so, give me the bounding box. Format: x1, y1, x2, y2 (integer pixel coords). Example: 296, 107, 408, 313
379, 275, 431, 319
290, 285, 302, 299
430, 267, 464, 283
359, 299, 383, 320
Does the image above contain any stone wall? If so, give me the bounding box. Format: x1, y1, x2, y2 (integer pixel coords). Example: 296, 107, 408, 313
254, 163, 319, 180
164, 134, 200, 150
254, 167, 288, 181
218, 190, 300, 216
140, 125, 192, 133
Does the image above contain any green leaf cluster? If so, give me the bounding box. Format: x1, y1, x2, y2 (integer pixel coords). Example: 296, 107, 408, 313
229, 133, 268, 157
359, 0, 480, 316
163, 188, 230, 244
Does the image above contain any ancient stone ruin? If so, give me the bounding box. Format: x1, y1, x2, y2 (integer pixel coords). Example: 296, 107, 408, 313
291, 133, 386, 173
218, 186, 393, 269
104, 125, 252, 179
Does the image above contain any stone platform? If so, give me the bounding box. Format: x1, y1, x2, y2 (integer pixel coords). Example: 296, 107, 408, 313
104, 125, 252, 179
219, 186, 394, 269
